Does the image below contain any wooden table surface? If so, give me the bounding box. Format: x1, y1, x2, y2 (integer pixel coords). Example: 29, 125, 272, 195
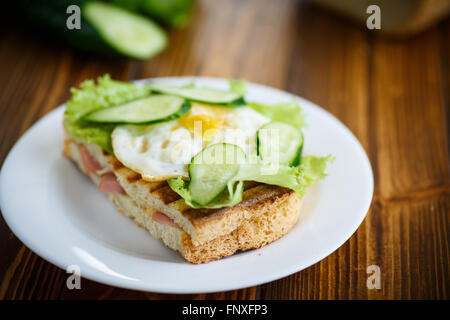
0, 0, 449, 300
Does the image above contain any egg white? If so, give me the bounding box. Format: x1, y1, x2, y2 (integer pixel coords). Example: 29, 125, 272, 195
112, 104, 270, 181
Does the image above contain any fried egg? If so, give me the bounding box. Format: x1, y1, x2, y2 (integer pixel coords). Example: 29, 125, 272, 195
112, 103, 270, 181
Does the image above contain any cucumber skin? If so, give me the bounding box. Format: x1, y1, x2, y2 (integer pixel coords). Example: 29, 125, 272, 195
290, 133, 304, 166
84, 100, 191, 125
290, 145, 303, 167
13, 0, 132, 58
229, 97, 246, 107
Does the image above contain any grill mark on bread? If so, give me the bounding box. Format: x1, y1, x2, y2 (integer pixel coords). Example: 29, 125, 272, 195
126, 172, 141, 183
111, 159, 125, 170
148, 181, 167, 192
137, 179, 150, 186
115, 166, 135, 177
153, 184, 182, 204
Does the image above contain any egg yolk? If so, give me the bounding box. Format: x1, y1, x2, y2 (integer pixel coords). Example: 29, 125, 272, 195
176, 103, 233, 142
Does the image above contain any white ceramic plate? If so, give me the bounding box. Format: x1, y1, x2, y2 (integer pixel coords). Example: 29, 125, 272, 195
0, 77, 373, 293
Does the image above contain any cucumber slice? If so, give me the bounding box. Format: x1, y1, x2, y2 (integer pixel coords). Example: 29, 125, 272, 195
257, 122, 303, 166
84, 95, 190, 124
83, 2, 167, 59
188, 143, 246, 205
149, 83, 244, 105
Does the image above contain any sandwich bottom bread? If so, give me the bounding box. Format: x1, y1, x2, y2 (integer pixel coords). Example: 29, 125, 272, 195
63, 135, 303, 264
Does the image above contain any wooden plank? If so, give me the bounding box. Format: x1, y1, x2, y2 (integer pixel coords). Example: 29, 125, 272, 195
0, 247, 67, 299
440, 19, 450, 165
371, 29, 449, 199
260, 193, 449, 299
60, 279, 258, 300
139, 0, 299, 88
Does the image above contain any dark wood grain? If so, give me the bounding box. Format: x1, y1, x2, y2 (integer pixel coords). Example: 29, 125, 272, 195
372, 29, 449, 199
0, 0, 449, 300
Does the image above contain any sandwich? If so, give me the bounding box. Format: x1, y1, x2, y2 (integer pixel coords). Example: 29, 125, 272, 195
63, 75, 332, 263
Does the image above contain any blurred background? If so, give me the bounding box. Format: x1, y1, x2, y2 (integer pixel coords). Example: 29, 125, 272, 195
0, 0, 449, 300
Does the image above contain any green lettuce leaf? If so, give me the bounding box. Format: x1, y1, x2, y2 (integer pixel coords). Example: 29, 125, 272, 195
64, 122, 115, 153
168, 155, 333, 209
64, 74, 149, 153
234, 155, 333, 197
248, 100, 306, 130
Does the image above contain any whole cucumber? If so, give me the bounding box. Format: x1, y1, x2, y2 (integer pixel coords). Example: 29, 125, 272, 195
113, 0, 196, 28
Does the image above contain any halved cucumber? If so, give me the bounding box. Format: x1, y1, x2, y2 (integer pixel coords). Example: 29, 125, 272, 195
188, 143, 246, 206
257, 122, 303, 166
83, 2, 167, 59
84, 95, 190, 124
148, 83, 245, 105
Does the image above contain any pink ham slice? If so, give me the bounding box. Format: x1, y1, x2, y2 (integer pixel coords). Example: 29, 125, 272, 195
99, 172, 126, 194
80, 145, 102, 173
152, 212, 179, 228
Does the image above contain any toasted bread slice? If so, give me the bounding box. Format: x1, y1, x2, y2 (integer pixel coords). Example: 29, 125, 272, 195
63, 136, 302, 263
